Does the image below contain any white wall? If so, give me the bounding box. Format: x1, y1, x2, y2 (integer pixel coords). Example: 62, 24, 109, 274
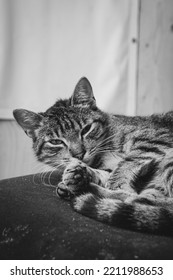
0, 0, 132, 118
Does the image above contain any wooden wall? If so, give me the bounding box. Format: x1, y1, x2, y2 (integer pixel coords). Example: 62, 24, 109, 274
1, 0, 173, 179
137, 0, 173, 115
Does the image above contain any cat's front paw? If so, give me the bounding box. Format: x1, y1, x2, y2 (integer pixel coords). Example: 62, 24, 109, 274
56, 161, 91, 199
56, 181, 71, 200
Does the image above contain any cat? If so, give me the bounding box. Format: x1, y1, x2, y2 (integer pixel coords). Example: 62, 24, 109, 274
13, 77, 173, 236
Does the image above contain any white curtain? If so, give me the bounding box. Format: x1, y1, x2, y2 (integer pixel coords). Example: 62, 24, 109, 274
0, 0, 132, 118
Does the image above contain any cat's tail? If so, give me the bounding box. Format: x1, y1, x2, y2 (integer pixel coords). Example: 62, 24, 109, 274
72, 193, 173, 236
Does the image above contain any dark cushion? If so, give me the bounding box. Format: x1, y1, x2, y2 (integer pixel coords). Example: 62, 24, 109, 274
0, 173, 173, 260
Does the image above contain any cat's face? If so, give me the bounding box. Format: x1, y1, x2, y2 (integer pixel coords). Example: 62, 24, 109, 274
13, 78, 109, 170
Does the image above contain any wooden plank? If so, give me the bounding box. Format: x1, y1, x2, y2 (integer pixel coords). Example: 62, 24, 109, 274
126, 0, 141, 116
137, 0, 173, 115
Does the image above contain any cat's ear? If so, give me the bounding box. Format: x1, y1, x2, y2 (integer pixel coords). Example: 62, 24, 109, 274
71, 77, 96, 108
13, 109, 43, 138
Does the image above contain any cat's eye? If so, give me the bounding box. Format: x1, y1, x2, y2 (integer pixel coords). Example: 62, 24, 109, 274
81, 124, 92, 136
48, 139, 63, 145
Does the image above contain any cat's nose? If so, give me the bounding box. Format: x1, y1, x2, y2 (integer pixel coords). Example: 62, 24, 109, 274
69, 147, 86, 160
76, 151, 86, 160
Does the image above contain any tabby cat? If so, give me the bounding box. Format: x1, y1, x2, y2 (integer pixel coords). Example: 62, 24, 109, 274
13, 77, 173, 236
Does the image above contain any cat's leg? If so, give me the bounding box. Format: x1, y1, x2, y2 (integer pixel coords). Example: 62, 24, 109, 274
65, 157, 157, 201
57, 157, 155, 201
56, 159, 110, 199
103, 157, 159, 200
130, 155, 173, 205
57, 155, 157, 202
96, 153, 173, 205
89, 183, 137, 201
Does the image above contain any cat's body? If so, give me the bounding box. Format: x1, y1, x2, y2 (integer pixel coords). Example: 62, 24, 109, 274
13, 77, 173, 236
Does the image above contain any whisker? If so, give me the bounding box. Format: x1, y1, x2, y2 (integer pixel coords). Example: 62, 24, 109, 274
48, 168, 57, 187
42, 171, 48, 185
88, 145, 124, 162
88, 133, 118, 156
97, 133, 117, 146
36, 160, 68, 187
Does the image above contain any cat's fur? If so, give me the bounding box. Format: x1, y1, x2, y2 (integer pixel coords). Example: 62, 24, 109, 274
13, 77, 173, 236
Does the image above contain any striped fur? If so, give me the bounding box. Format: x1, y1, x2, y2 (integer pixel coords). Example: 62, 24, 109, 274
72, 193, 173, 235
13, 77, 173, 236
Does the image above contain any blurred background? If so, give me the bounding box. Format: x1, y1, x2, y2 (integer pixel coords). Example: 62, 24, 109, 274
0, 0, 173, 179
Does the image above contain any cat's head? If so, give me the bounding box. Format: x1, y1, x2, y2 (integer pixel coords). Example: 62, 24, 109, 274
13, 77, 110, 169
